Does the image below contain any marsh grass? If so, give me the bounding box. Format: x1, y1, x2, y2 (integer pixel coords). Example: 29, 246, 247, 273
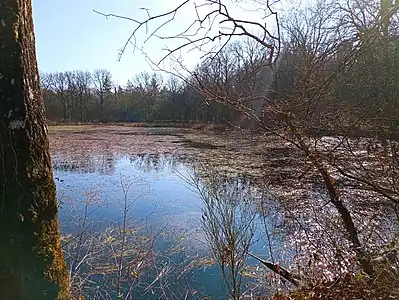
51, 127, 399, 299
58, 176, 207, 300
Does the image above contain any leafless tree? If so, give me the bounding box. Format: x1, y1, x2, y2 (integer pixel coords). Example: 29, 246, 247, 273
75, 71, 93, 121
52, 72, 69, 120
0, 0, 69, 298
93, 69, 113, 121
95, 0, 399, 297
94, 0, 280, 71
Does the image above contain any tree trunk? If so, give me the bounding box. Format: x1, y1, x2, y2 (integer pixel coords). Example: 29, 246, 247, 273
100, 94, 104, 121
80, 94, 84, 122
0, 1, 69, 299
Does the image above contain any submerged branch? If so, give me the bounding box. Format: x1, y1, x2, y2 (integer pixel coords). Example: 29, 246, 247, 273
248, 252, 301, 287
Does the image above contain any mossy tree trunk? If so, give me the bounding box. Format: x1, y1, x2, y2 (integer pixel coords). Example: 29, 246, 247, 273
0, 0, 69, 299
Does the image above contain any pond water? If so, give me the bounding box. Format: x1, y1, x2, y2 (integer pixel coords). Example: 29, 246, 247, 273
48, 126, 296, 299
52, 151, 280, 299
48, 126, 399, 299
54, 155, 202, 237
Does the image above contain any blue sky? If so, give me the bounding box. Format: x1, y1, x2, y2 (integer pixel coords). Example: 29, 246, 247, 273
33, 0, 171, 86
32, 0, 280, 85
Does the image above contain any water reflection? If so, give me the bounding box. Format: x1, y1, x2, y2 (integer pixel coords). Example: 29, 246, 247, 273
129, 154, 181, 173
50, 135, 399, 299
55, 150, 399, 299
54, 152, 228, 299
53, 152, 184, 175
53, 150, 116, 174
53, 151, 284, 299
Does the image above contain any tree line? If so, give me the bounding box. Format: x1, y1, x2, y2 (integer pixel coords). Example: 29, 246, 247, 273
41, 31, 399, 135
40, 69, 237, 124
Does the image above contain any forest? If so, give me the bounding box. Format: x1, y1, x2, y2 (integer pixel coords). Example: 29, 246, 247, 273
40, 31, 399, 134
40, 68, 236, 124
1, 0, 399, 299
40, 4, 399, 136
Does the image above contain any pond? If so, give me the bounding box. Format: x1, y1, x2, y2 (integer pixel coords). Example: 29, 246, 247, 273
54, 154, 223, 299
54, 155, 202, 237
49, 126, 285, 299
50, 125, 399, 300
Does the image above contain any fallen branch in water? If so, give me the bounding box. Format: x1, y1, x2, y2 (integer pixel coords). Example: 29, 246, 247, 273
248, 252, 301, 287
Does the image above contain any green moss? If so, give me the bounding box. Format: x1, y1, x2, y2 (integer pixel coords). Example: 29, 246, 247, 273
31, 175, 69, 299
38, 219, 70, 300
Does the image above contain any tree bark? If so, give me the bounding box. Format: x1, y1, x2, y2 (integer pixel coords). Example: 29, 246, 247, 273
0, 1, 69, 299
315, 160, 375, 277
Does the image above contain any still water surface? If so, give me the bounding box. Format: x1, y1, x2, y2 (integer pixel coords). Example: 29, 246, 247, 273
54, 155, 202, 236
52, 152, 267, 299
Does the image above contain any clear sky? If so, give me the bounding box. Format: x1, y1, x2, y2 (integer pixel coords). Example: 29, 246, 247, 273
32, 0, 281, 86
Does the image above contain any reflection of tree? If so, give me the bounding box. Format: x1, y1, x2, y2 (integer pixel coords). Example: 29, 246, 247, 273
191, 162, 399, 297
129, 154, 181, 173
60, 179, 196, 300
53, 152, 188, 175
195, 171, 257, 300
52, 150, 193, 176
52, 150, 116, 174
187, 167, 302, 295
98, 151, 116, 175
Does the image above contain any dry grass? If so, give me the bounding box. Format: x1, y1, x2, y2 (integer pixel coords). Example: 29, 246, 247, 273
268, 271, 399, 300
49, 125, 399, 300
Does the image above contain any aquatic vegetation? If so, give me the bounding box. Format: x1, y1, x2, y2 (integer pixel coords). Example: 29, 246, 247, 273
49, 125, 399, 299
